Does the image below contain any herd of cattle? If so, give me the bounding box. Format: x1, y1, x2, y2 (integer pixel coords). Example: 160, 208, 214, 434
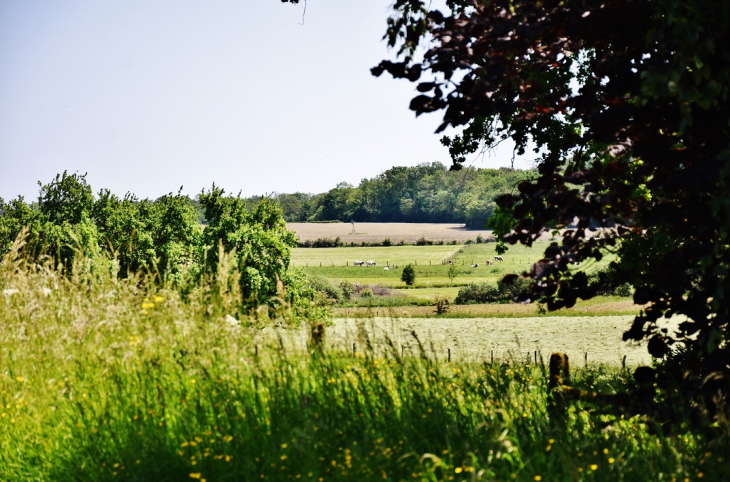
353, 256, 505, 270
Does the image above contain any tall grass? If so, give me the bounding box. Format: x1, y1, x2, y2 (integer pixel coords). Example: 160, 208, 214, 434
0, 241, 726, 481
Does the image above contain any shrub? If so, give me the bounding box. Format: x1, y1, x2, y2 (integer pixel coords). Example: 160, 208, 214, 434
614, 282, 634, 297
433, 295, 450, 315
307, 275, 343, 303
359, 287, 373, 298
454, 276, 532, 304
382, 237, 392, 247
338, 280, 354, 300
401, 264, 416, 286
415, 236, 433, 246
311, 236, 342, 248
476, 233, 484, 244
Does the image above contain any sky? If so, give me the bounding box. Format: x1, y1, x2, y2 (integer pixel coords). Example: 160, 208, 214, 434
0, 0, 534, 202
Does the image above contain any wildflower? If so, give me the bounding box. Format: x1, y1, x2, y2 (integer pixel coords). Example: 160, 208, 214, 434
455, 467, 463, 474
608, 458, 615, 464
603, 448, 609, 455
535, 477, 542, 481
155, 296, 163, 303
16, 377, 24, 382
189, 474, 201, 479
590, 464, 598, 471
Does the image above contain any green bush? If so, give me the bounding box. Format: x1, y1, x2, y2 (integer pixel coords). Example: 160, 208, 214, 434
401, 264, 416, 286
454, 276, 532, 304
338, 280, 354, 300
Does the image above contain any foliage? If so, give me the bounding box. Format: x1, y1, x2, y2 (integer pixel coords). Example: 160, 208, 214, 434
198, 186, 298, 303
0, 174, 313, 313
372, 0, 730, 424
432, 294, 450, 315
272, 162, 530, 228
338, 280, 354, 300
454, 277, 532, 305
401, 264, 416, 286
447, 264, 458, 285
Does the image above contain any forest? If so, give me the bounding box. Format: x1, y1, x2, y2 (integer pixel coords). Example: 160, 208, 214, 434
257, 162, 531, 228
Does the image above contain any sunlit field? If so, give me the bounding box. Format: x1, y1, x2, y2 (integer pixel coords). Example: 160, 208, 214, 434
0, 247, 726, 481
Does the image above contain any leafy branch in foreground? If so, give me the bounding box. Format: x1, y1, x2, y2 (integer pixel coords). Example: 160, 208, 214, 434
374, 0, 730, 426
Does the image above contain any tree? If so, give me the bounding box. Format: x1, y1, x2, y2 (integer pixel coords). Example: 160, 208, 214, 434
401, 264, 416, 286
198, 186, 298, 303
448, 264, 458, 285
372, 0, 730, 423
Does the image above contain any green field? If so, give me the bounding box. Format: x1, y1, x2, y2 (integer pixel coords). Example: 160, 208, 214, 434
293, 243, 543, 288
1, 256, 724, 481
295, 241, 616, 300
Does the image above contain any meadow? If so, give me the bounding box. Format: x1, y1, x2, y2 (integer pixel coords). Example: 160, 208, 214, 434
292, 242, 548, 288
0, 247, 726, 481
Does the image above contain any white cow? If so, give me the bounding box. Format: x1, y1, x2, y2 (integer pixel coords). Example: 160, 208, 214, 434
471, 263, 479, 268
494, 256, 504, 263
353, 260, 365, 267
366, 260, 377, 267
383, 266, 390, 271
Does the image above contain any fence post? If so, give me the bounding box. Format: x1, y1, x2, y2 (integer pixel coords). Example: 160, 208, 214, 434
622, 355, 627, 369
353, 343, 356, 356
585, 352, 588, 367
448, 348, 451, 363
534, 351, 537, 364
491, 350, 494, 364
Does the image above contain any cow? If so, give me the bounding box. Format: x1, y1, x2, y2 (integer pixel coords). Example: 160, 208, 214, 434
471, 263, 479, 268
353, 260, 365, 267
366, 260, 376, 267
494, 256, 504, 263
448, 259, 454, 265
486, 260, 493, 266
383, 266, 390, 271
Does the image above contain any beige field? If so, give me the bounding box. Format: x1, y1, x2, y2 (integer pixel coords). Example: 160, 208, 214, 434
254, 315, 680, 366
288, 222, 608, 244
288, 222, 493, 244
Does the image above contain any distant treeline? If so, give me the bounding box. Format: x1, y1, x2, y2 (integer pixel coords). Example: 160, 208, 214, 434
246, 163, 533, 229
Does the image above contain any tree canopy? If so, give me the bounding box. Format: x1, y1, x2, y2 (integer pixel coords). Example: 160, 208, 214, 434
367, 0, 730, 423
268, 162, 530, 227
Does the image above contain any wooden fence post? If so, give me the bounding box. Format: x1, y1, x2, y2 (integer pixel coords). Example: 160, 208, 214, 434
448, 348, 451, 363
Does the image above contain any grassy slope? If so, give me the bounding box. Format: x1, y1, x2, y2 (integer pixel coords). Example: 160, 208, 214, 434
0, 255, 723, 481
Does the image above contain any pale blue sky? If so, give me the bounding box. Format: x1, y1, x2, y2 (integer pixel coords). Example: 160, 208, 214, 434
0, 0, 531, 201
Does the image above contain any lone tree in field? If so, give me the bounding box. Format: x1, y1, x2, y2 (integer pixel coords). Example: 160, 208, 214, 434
401, 264, 416, 286
367, 0, 730, 423
448, 264, 458, 286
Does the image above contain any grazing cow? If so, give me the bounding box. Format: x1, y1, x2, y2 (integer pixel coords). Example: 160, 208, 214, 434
486, 260, 493, 266
471, 263, 479, 268
494, 256, 504, 263
383, 266, 389, 271
366, 260, 376, 267
448, 259, 454, 265
353, 260, 364, 267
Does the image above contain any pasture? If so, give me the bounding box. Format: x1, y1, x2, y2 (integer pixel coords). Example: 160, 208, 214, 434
292, 242, 546, 288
